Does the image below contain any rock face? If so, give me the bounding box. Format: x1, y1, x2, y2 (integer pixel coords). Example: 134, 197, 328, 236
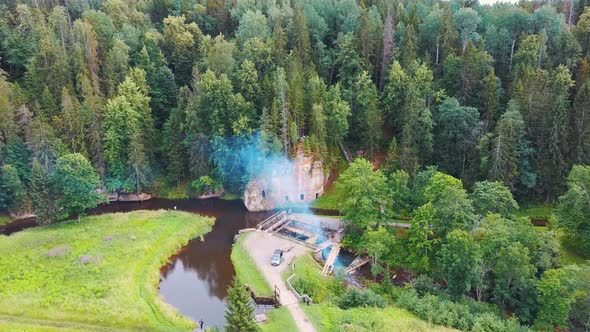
244, 149, 324, 212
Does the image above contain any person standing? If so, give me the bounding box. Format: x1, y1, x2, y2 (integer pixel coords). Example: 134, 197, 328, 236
199, 319, 204, 330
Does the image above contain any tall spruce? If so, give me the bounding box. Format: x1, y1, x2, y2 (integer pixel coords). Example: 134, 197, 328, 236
30, 159, 58, 224
224, 277, 258, 332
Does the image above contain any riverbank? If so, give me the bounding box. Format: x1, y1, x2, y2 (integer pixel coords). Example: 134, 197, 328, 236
231, 232, 274, 297
0, 210, 214, 331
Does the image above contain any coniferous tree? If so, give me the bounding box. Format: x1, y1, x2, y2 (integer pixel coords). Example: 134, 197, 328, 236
30, 159, 58, 224
0, 164, 29, 213
224, 277, 258, 332
485, 100, 534, 191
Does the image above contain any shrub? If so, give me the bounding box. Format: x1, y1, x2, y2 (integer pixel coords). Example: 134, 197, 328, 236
393, 287, 530, 332
411, 275, 440, 296
292, 275, 329, 302
338, 288, 387, 309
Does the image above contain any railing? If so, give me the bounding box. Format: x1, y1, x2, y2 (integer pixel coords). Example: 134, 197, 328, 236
286, 274, 313, 305
286, 262, 313, 305
257, 210, 285, 231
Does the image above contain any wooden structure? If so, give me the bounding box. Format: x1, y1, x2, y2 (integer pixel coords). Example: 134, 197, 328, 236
257, 210, 287, 231
345, 256, 371, 275
321, 243, 341, 275
314, 240, 333, 253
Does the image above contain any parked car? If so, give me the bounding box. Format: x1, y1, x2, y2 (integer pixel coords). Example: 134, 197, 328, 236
271, 249, 284, 266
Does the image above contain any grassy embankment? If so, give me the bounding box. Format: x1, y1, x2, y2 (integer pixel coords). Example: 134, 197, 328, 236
230, 232, 273, 297
287, 255, 455, 332
230, 233, 298, 331
0, 211, 12, 226
310, 185, 342, 211
0, 210, 214, 331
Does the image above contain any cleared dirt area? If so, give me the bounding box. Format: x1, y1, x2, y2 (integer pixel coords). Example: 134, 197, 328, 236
242, 231, 317, 332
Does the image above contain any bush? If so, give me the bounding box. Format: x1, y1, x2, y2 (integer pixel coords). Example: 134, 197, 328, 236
393, 287, 529, 332
191, 175, 221, 196
292, 274, 330, 302
338, 288, 387, 309
411, 275, 440, 296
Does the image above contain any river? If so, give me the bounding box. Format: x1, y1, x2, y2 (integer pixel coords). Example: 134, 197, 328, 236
1, 198, 273, 328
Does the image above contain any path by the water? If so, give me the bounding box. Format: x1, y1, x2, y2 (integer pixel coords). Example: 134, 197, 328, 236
242, 231, 317, 332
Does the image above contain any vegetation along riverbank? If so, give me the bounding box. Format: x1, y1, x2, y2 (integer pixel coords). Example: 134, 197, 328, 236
0, 210, 214, 331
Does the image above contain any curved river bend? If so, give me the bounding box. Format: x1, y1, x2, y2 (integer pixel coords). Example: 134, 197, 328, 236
2, 198, 271, 328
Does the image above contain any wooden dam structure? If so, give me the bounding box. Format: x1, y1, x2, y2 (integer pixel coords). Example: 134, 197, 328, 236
257, 210, 370, 276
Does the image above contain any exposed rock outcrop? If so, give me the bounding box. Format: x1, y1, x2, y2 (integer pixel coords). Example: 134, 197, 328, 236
244, 149, 324, 212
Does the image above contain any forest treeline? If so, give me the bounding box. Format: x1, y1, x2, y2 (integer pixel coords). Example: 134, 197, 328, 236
2, 0, 590, 213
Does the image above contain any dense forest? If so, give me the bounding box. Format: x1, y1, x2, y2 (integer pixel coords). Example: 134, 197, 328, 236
3, 0, 590, 211
1, 0, 590, 330
2, 0, 590, 207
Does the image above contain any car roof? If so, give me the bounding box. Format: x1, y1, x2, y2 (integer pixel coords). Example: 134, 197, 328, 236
273, 249, 283, 254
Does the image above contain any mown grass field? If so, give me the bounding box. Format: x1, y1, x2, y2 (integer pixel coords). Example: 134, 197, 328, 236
230, 232, 273, 297
0, 210, 214, 331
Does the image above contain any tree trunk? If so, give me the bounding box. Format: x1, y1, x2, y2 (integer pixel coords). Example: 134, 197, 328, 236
436, 36, 440, 64
509, 37, 516, 71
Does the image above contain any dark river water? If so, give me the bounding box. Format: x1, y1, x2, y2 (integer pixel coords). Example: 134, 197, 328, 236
1, 198, 272, 329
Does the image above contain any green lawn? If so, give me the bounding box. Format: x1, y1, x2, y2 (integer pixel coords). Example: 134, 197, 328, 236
230, 232, 274, 297
259, 307, 298, 332
311, 186, 342, 210
0, 210, 214, 331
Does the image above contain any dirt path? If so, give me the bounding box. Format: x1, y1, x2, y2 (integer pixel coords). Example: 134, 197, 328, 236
242, 231, 317, 332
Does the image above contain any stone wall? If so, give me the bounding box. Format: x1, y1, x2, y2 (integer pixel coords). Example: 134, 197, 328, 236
244, 150, 324, 212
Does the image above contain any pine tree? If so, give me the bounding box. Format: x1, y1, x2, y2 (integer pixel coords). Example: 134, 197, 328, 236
224, 277, 258, 332
30, 159, 58, 224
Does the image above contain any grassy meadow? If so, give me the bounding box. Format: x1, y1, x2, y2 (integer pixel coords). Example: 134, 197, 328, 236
0, 210, 214, 331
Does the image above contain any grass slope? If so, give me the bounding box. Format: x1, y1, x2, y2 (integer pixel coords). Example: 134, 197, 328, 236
230, 232, 273, 297
0, 210, 214, 331
310, 186, 342, 210
0, 211, 12, 226
259, 307, 298, 332
287, 255, 456, 332
303, 304, 457, 332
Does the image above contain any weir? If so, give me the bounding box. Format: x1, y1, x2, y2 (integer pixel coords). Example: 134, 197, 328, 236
322, 244, 341, 275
